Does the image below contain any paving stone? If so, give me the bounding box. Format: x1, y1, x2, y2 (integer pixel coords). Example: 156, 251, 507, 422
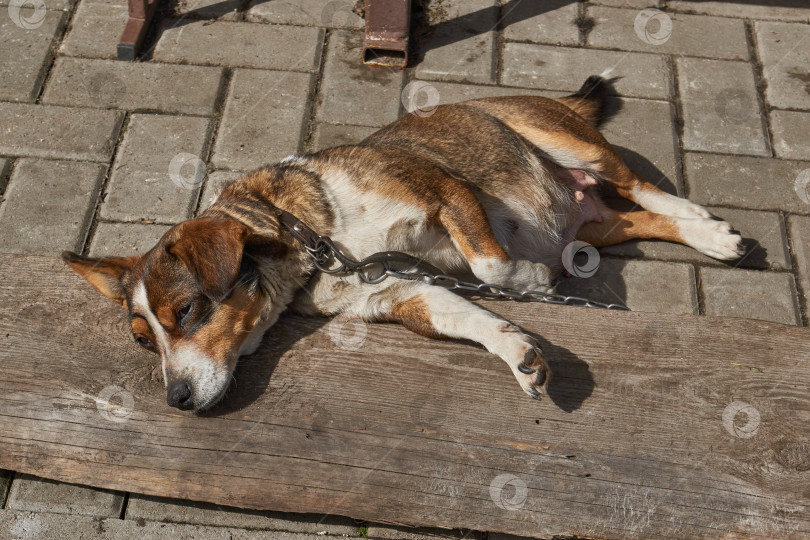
601, 97, 681, 195
366, 524, 483, 539
414, 0, 497, 85
247, 0, 363, 28
685, 152, 810, 214
0, 159, 10, 193
556, 259, 698, 315
0, 0, 73, 10
700, 267, 800, 325
589, 0, 663, 9
788, 215, 810, 315
310, 123, 378, 152
0, 471, 11, 506
0, 159, 105, 255
5, 475, 124, 518
166, 0, 242, 21
600, 207, 791, 271
212, 69, 313, 170
502, 0, 579, 46
588, 6, 748, 60
0, 103, 123, 162
771, 110, 810, 161
42, 57, 224, 115
665, 0, 810, 22
88, 222, 172, 258
502, 43, 671, 100
0, 508, 339, 539
756, 21, 810, 111
153, 20, 323, 72
125, 494, 359, 535
198, 170, 242, 212
101, 114, 211, 223
677, 58, 770, 157
59, 0, 129, 60
0, 11, 65, 102
316, 30, 404, 127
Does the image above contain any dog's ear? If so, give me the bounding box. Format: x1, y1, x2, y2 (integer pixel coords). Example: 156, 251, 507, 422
166, 217, 251, 302
61, 252, 139, 305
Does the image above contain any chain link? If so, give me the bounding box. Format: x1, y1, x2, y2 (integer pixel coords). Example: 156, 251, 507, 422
295, 235, 629, 311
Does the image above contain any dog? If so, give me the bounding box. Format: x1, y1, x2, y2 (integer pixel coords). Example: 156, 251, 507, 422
63, 76, 744, 412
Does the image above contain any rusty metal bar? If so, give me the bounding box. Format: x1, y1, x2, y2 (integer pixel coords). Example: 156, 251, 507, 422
362, 0, 411, 69
117, 0, 159, 61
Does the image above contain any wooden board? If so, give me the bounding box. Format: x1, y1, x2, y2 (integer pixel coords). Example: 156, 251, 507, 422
1, 253, 809, 538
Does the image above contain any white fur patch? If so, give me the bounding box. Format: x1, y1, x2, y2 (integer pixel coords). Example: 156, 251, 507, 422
629, 186, 711, 219
132, 281, 170, 384
168, 343, 230, 410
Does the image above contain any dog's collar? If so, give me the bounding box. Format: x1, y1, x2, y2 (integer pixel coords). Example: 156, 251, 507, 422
274, 208, 322, 251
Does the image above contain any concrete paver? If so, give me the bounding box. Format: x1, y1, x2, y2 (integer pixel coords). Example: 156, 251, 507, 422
0, 11, 65, 102
88, 222, 172, 258
700, 267, 800, 325
755, 21, 810, 110
677, 58, 770, 156
198, 170, 243, 212
125, 494, 358, 535
310, 123, 378, 152
0, 103, 123, 162
6, 475, 124, 518
556, 259, 699, 315
316, 31, 405, 127
42, 57, 224, 115
502, 43, 671, 99
788, 215, 810, 314
212, 69, 313, 170
247, 0, 363, 28
588, 6, 749, 60
771, 110, 810, 161
153, 20, 323, 72
414, 0, 498, 85
100, 114, 211, 223
502, 0, 579, 46
0, 159, 105, 255
59, 0, 128, 60
685, 152, 810, 214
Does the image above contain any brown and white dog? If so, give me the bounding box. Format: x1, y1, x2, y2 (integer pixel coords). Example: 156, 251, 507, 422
63, 76, 743, 412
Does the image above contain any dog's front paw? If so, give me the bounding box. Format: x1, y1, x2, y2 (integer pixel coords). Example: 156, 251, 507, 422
513, 341, 551, 399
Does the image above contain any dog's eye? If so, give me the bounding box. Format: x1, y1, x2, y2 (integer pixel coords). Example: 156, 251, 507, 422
134, 335, 156, 352
177, 303, 192, 324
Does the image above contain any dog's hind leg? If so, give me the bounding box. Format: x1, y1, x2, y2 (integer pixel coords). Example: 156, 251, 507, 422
361, 282, 550, 399
577, 205, 744, 260
435, 179, 555, 292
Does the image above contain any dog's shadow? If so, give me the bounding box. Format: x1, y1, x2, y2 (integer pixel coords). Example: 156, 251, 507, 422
526, 331, 594, 413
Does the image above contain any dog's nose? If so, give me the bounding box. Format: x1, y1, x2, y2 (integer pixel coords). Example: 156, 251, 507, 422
167, 381, 194, 410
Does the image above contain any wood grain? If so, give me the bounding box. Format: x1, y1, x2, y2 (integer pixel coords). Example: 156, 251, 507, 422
0, 253, 808, 538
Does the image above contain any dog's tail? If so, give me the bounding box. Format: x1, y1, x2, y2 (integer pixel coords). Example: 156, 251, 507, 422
554, 75, 616, 128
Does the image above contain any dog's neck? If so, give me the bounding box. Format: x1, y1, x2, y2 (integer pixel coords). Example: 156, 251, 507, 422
201, 163, 336, 318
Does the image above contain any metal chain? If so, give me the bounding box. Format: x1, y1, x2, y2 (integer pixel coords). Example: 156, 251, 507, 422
281, 215, 629, 311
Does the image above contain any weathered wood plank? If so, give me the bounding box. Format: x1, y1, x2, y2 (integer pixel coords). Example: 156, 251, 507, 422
0, 253, 808, 538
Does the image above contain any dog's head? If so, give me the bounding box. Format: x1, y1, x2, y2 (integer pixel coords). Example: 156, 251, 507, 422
63, 216, 290, 412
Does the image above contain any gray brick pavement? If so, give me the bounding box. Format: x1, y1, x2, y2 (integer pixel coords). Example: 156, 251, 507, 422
153, 20, 323, 72
502, 0, 579, 46
0, 103, 123, 162
88, 222, 171, 258
58, 0, 128, 60
42, 58, 224, 115
212, 69, 313, 170
677, 58, 770, 156
0, 159, 105, 255
755, 21, 810, 111
771, 110, 810, 160
700, 267, 800, 325
100, 114, 211, 223
6, 475, 124, 518
0, 11, 65, 103
247, 0, 363, 29
316, 30, 404, 127
502, 43, 671, 99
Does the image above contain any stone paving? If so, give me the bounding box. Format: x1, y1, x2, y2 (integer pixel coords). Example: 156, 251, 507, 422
0, 0, 808, 537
